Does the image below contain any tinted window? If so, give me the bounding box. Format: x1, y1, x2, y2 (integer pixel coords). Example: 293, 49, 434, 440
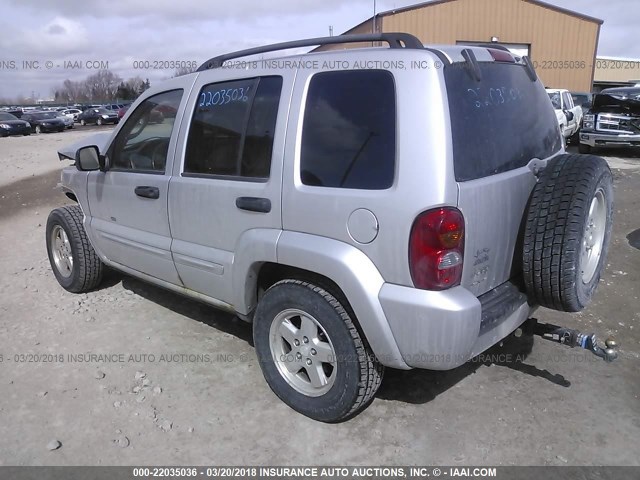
562, 92, 573, 109
446, 63, 561, 182
300, 70, 396, 189
110, 89, 183, 172
0, 112, 17, 120
184, 76, 282, 178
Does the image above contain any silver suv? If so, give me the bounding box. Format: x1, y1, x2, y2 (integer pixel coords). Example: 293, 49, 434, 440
47, 33, 615, 422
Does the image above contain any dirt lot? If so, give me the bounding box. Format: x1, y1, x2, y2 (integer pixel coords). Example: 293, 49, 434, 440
0, 130, 639, 466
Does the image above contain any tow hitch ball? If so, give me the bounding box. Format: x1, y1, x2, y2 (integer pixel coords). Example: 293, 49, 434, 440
518, 318, 619, 362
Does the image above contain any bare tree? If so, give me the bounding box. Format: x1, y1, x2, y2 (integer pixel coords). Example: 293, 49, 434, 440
173, 65, 197, 77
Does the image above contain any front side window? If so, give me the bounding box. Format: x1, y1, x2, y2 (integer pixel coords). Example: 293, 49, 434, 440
184, 76, 282, 179
110, 89, 183, 172
300, 70, 396, 189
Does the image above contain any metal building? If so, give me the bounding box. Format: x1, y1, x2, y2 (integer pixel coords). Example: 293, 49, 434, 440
316, 0, 602, 92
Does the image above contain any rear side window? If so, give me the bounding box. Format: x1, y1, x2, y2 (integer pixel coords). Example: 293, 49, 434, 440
446, 62, 561, 182
300, 70, 396, 189
184, 76, 282, 179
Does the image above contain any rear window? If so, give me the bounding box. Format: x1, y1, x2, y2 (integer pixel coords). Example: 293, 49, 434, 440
446, 62, 561, 182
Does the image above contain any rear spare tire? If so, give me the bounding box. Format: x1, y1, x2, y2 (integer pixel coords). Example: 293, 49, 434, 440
523, 154, 613, 312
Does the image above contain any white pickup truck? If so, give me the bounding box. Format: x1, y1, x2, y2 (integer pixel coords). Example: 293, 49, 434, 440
546, 88, 583, 143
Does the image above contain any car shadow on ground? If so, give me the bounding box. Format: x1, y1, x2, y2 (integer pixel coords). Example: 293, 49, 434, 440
377, 332, 571, 405
118, 274, 253, 345
104, 272, 570, 406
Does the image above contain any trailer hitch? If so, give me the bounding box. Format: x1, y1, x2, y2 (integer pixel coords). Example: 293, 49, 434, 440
519, 318, 618, 362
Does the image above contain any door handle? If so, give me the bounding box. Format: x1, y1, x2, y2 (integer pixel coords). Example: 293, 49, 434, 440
134, 186, 160, 199
236, 197, 271, 213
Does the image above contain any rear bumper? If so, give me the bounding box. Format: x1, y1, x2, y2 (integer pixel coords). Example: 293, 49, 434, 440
379, 281, 533, 370
580, 131, 640, 148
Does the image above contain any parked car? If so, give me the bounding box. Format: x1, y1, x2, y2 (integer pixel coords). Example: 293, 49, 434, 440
104, 104, 125, 111
60, 108, 82, 121
7, 108, 23, 119
579, 86, 640, 153
77, 107, 119, 126
117, 105, 130, 119
56, 112, 74, 129
21, 111, 65, 134
0, 112, 31, 137
546, 88, 583, 143
48, 34, 616, 422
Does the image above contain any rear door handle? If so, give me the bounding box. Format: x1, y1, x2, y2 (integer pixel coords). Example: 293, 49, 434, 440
235, 197, 271, 213
134, 186, 160, 199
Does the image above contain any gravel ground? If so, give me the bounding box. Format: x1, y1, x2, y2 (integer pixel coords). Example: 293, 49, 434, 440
0, 131, 638, 466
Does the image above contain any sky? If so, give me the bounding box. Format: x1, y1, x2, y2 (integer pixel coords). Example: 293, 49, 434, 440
0, 0, 637, 101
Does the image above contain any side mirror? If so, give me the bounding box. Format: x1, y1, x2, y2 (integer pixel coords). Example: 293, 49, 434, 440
564, 110, 574, 122
75, 145, 104, 171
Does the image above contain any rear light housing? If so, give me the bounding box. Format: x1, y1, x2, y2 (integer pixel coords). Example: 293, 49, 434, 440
409, 207, 465, 291
487, 48, 516, 63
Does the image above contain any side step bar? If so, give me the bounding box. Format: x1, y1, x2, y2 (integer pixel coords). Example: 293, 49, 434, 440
518, 318, 619, 362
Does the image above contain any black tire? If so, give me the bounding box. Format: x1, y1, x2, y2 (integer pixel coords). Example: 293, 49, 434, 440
97, 118, 103, 126
80, 119, 86, 126
253, 279, 383, 422
523, 154, 613, 312
35, 125, 41, 134
46, 205, 104, 293
569, 129, 580, 146
578, 143, 592, 154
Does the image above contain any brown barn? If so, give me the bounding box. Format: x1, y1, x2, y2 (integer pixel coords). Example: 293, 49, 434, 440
315, 0, 602, 92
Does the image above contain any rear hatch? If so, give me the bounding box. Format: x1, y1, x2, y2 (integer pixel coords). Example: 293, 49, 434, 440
444, 56, 562, 297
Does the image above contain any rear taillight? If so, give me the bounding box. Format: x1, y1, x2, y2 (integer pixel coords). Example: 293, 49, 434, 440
409, 207, 465, 290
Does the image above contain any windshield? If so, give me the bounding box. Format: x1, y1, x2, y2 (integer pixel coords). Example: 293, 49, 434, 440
0, 112, 18, 121
547, 92, 562, 109
572, 94, 589, 106
446, 62, 561, 181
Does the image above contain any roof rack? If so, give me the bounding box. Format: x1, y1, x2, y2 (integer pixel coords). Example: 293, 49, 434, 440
196, 33, 424, 71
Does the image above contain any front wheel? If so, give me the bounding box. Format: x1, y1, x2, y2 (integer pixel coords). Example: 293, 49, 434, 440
253, 279, 383, 422
35, 125, 41, 134
46, 205, 104, 293
96, 118, 103, 126
80, 119, 86, 126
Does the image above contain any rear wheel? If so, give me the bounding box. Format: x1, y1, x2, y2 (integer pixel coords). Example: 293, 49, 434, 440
46, 205, 104, 293
253, 279, 383, 422
523, 154, 613, 311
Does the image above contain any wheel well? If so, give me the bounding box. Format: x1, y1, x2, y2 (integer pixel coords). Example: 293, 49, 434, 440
257, 262, 360, 319
257, 263, 342, 301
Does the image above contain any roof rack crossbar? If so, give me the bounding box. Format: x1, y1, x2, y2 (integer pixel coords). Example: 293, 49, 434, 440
196, 33, 424, 71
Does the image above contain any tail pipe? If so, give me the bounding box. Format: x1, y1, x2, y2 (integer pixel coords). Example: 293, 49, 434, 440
519, 318, 618, 362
